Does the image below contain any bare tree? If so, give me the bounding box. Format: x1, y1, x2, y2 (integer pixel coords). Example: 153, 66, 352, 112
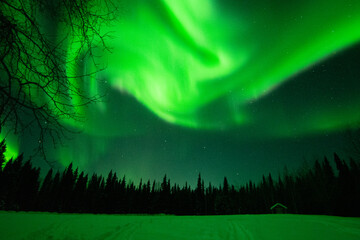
0, 0, 115, 160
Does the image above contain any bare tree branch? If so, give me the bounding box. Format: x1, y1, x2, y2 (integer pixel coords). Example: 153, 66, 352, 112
0, 0, 116, 163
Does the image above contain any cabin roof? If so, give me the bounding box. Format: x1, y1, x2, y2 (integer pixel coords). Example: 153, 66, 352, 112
270, 203, 288, 210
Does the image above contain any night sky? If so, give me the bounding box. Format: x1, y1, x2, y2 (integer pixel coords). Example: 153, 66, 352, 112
3, 0, 360, 186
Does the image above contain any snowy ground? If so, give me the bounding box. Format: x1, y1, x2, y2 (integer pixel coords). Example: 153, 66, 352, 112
0, 212, 359, 240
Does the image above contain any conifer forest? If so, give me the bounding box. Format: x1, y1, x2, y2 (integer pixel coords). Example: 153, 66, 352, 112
1, 140, 359, 217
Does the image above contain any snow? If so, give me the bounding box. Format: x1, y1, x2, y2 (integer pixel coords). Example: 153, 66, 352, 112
0, 212, 360, 240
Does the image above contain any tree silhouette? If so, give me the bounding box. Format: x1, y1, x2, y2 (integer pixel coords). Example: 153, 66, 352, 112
1, 138, 360, 216
58, 163, 76, 212
86, 173, 101, 212
38, 168, 53, 211
349, 158, 360, 216
0, 139, 5, 168
215, 177, 232, 214
195, 173, 205, 214
0, 139, 6, 203
17, 160, 40, 210
50, 170, 61, 212
159, 174, 171, 213
73, 171, 88, 213
0, 0, 115, 159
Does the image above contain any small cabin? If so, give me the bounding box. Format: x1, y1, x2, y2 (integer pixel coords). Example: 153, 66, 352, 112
270, 203, 288, 214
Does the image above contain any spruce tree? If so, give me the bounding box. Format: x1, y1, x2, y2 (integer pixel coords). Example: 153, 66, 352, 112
0, 139, 6, 207
38, 169, 54, 211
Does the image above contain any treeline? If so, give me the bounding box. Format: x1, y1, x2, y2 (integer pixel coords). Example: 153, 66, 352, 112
0, 139, 360, 216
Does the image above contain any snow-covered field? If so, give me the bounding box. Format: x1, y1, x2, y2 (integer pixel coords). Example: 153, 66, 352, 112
0, 212, 359, 240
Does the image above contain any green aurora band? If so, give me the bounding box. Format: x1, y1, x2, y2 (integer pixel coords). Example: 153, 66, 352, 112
67, 0, 360, 130
2, 0, 360, 168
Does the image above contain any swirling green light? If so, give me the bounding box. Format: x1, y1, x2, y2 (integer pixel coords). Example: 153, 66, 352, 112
78, 0, 360, 130
4, 0, 360, 166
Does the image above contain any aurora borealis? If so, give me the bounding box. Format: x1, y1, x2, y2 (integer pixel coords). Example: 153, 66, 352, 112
2, 0, 360, 185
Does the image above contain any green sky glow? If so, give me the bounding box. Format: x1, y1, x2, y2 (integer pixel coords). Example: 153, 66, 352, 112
3, 0, 360, 184
62, 0, 360, 133
0, 131, 19, 166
